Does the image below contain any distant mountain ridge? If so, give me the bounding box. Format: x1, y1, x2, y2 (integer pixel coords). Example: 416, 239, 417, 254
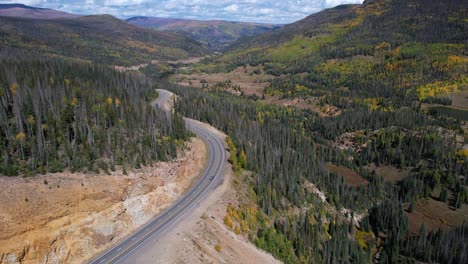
0, 3, 79, 19
127, 16, 282, 51
0, 13, 209, 66
0, 3, 41, 9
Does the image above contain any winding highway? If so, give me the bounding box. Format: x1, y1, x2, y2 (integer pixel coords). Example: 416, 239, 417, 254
89, 90, 226, 264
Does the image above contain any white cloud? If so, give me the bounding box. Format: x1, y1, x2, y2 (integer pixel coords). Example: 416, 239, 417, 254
104, 0, 148, 6
325, 0, 361, 8
6, 0, 364, 23
1, 0, 44, 5
224, 4, 238, 12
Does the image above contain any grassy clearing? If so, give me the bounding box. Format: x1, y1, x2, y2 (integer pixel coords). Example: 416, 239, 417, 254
446, 91, 468, 109
326, 163, 369, 187
366, 164, 410, 183
267, 24, 347, 63
406, 198, 468, 234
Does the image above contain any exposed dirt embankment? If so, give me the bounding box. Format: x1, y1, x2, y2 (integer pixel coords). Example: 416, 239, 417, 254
0, 137, 207, 264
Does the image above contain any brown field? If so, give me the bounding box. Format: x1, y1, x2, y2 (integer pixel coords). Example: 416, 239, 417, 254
406, 198, 468, 234
446, 91, 468, 109
263, 96, 316, 110
171, 66, 343, 116
326, 163, 369, 187
171, 65, 274, 96
422, 90, 468, 111
366, 164, 410, 183
263, 96, 342, 117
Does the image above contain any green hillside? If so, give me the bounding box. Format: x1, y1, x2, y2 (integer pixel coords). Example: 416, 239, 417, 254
227, 4, 358, 51
0, 15, 209, 66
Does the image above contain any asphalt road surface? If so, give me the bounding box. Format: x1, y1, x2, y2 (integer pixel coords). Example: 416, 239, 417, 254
89, 90, 226, 264
153, 89, 174, 112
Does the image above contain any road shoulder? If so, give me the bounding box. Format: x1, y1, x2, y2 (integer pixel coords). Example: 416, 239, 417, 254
123, 122, 281, 264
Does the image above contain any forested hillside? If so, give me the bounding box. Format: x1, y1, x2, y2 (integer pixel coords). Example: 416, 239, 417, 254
167, 84, 467, 263
200, 0, 466, 99
0, 51, 189, 176
162, 0, 468, 263
0, 14, 209, 66
127, 16, 281, 51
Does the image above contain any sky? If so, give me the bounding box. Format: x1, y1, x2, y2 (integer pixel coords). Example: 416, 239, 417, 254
0, 0, 363, 24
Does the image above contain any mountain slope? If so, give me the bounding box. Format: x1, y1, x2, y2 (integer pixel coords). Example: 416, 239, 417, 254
227, 4, 359, 51
229, 0, 466, 52
0, 3, 78, 19
0, 14, 209, 66
177, 1, 468, 263
127, 16, 281, 51
201, 0, 467, 97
